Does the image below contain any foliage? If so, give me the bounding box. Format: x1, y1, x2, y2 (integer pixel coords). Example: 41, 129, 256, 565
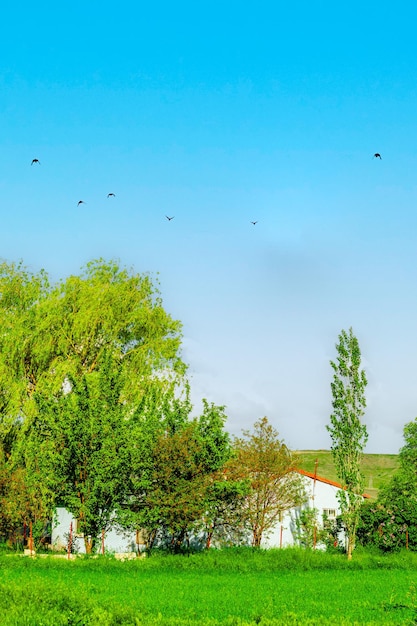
202, 477, 250, 548
293, 508, 339, 550
327, 327, 368, 559
0, 258, 184, 429
116, 382, 193, 549
0, 463, 51, 548
196, 400, 249, 548
122, 399, 234, 552
0, 258, 186, 549
357, 500, 410, 553
146, 421, 213, 550
0, 261, 50, 444
0, 438, 52, 548
293, 507, 320, 549
231, 417, 305, 547
397, 417, 417, 470
358, 418, 417, 553
63, 529, 80, 554
23, 354, 132, 553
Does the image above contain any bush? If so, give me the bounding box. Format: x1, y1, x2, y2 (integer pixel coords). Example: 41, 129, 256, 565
357, 501, 409, 553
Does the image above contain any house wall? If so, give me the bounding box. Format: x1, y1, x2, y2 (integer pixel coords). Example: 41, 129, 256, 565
52, 475, 347, 552
51, 507, 137, 554
261, 475, 342, 548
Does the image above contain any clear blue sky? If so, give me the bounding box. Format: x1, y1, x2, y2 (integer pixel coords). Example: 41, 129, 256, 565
1, 1, 417, 453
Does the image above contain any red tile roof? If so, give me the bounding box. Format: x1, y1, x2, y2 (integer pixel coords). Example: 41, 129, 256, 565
296, 468, 371, 499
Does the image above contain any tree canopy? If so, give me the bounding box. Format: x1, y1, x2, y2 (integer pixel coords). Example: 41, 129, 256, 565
231, 417, 305, 547
0, 258, 186, 549
358, 418, 417, 553
0, 258, 184, 424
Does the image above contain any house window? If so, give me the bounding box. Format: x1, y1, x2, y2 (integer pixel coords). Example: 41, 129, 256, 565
323, 508, 337, 520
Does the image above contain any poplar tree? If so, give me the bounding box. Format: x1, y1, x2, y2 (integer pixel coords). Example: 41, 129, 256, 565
327, 327, 368, 559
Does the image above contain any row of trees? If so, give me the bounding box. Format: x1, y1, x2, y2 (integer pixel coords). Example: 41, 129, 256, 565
0, 258, 413, 558
0, 259, 304, 553
322, 327, 417, 558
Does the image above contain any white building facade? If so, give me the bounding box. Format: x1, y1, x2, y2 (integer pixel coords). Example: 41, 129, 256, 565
262, 469, 349, 549
51, 470, 368, 553
51, 508, 137, 554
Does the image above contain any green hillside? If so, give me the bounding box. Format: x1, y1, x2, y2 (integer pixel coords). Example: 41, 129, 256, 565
296, 450, 399, 500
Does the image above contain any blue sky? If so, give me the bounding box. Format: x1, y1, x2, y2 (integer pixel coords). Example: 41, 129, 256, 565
1, 1, 417, 453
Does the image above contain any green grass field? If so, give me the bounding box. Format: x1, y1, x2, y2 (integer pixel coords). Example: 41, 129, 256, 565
297, 451, 399, 499
1, 548, 417, 625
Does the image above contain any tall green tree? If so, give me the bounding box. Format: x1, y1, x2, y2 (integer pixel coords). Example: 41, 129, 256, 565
123, 399, 234, 551
120, 384, 194, 549
0, 258, 184, 428
146, 422, 210, 550
0, 261, 50, 443
202, 477, 249, 549
361, 418, 417, 552
231, 417, 305, 547
397, 418, 417, 474
327, 327, 368, 559
0, 258, 186, 547
24, 355, 131, 553
194, 400, 248, 548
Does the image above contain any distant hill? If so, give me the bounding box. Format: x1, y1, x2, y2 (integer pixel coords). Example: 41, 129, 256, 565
296, 450, 399, 500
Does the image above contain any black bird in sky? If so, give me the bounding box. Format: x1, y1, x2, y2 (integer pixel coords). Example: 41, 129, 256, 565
77, 200, 85, 206
250, 221, 258, 225
373, 153, 382, 159
107, 193, 116, 198
166, 215, 175, 221
31, 158, 40, 165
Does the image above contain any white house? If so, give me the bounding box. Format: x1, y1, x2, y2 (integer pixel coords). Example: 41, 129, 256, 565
51, 508, 138, 554
262, 469, 370, 549
51, 470, 370, 553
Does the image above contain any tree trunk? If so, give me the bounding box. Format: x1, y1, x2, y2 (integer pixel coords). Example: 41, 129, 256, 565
206, 524, 214, 549
171, 528, 187, 553
252, 527, 262, 547
347, 536, 353, 560
147, 528, 157, 551
84, 535, 94, 554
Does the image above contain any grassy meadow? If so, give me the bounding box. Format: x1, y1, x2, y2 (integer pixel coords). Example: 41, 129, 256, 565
1, 548, 417, 625
297, 451, 399, 499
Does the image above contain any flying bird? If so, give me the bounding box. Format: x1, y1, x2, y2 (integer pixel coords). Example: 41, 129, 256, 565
165, 215, 175, 221
373, 153, 382, 159
107, 193, 116, 198
31, 158, 40, 165
77, 200, 85, 206
250, 221, 258, 225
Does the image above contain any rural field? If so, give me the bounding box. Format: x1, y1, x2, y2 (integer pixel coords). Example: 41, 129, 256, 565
297, 451, 399, 499
1, 548, 416, 625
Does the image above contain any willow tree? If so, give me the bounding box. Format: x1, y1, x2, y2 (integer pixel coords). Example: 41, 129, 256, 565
0, 261, 50, 445
327, 327, 368, 560
0, 258, 184, 422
